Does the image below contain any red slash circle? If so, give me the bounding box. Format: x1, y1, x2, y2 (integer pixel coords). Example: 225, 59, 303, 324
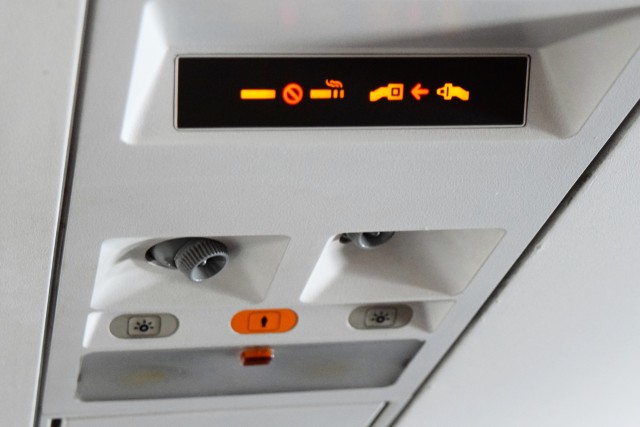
282, 83, 303, 106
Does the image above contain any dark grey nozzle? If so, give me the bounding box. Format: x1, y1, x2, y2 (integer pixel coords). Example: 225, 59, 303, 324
146, 238, 228, 282
341, 232, 395, 250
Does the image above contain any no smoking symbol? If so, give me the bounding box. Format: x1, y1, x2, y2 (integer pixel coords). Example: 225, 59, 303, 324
282, 83, 303, 106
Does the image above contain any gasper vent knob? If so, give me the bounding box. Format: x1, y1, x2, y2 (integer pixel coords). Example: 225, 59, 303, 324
342, 232, 395, 250
146, 238, 228, 282
174, 238, 229, 282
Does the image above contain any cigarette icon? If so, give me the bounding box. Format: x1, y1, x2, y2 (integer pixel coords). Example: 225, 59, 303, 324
310, 80, 344, 99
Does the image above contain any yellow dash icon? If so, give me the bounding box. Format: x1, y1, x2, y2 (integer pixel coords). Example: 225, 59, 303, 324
240, 89, 277, 100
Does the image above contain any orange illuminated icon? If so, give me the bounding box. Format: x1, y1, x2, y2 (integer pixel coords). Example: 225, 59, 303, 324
240, 89, 277, 100
240, 347, 274, 366
369, 83, 404, 102
436, 83, 470, 101
410, 83, 430, 100
248, 311, 280, 332
282, 83, 304, 105
310, 79, 345, 100
231, 308, 298, 334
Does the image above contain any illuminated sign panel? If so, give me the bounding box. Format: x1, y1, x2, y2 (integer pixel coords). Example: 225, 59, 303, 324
176, 56, 529, 128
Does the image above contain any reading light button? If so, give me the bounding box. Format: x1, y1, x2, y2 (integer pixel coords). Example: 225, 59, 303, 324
127, 315, 161, 337
109, 313, 179, 339
231, 309, 298, 334
364, 307, 397, 328
349, 305, 413, 330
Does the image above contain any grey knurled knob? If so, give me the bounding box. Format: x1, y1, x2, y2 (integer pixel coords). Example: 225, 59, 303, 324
344, 232, 395, 250
174, 238, 228, 282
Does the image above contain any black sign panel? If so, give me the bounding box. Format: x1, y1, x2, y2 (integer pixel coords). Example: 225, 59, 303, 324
176, 56, 529, 128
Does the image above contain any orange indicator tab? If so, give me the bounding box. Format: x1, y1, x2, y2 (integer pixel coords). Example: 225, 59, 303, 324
241, 347, 274, 366
231, 309, 298, 334
240, 89, 277, 100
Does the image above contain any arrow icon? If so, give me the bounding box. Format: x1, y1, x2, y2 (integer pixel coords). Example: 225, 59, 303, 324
411, 83, 430, 100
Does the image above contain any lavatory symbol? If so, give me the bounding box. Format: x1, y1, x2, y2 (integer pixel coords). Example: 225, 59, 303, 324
261, 316, 268, 328
436, 83, 470, 101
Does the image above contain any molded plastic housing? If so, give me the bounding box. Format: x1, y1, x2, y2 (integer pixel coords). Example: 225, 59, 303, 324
302, 229, 505, 304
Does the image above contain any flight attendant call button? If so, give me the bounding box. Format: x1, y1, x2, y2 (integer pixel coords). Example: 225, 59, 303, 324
231, 309, 298, 334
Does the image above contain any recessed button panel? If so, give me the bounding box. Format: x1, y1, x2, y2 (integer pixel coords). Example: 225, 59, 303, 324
364, 307, 398, 328
127, 315, 161, 337
349, 305, 413, 330
109, 313, 179, 339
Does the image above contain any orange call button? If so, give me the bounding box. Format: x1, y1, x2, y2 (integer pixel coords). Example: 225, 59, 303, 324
231, 309, 298, 334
